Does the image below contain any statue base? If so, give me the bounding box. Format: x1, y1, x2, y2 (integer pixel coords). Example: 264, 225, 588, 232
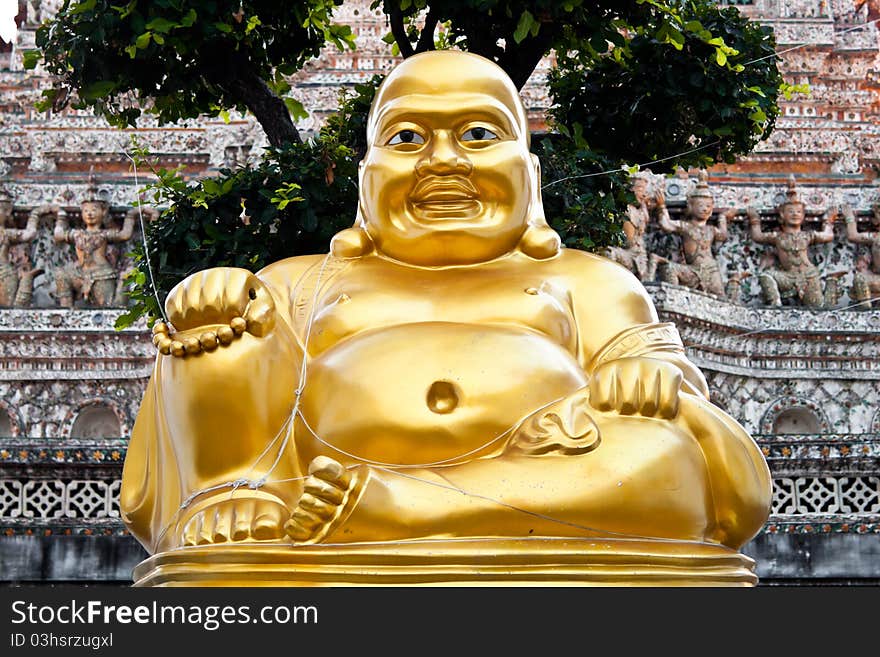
132, 538, 758, 587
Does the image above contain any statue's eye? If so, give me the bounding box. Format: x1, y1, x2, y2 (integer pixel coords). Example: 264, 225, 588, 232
387, 130, 425, 146
461, 127, 498, 142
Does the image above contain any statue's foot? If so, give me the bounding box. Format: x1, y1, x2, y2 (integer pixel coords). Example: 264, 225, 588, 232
285, 456, 357, 544
180, 496, 288, 546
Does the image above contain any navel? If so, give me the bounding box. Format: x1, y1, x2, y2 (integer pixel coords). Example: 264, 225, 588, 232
427, 380, 460, 414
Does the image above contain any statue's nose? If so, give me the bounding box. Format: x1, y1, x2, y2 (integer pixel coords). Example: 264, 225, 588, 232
415, 131, 472, 176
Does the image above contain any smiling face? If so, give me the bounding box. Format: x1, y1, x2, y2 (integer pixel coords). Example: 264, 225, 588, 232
359, 51, 535, 266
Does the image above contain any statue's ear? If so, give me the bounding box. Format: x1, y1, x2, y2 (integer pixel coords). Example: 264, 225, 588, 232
518, 153, 561, 260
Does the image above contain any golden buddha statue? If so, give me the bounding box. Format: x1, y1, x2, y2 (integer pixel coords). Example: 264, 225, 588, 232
122, 51, 771, 586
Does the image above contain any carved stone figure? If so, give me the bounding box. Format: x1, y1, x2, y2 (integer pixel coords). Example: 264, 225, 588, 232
603, 173, 660, 281
0, 188, 42, 307
747, 177, 840, 308
53, 175, 135, 308
122, 51, 770, 586
844, 203, 880, 308
655, 171, 737, 298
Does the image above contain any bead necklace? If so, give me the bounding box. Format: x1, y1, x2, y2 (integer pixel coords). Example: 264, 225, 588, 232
152, 315, 248, 358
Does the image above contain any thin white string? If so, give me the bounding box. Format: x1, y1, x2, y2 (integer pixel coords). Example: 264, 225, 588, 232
120, 145, 168, 323
177, 253, 333, 510
541, 140, 721, 190
370, 466, 694, 543
295, 405, 523, 469
741, 16, 880, 66
246, 253, 335, 489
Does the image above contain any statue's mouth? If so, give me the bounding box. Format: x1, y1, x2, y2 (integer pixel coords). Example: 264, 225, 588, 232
409, 177, 482, 220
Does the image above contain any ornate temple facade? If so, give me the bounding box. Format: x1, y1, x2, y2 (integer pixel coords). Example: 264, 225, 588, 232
0, 0, 878, 583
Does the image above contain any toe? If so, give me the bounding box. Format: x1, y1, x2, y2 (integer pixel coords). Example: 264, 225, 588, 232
195, 512, 214, 545
212, 505, 233, 543
251, 502, 285, 540
231, 500, 254, 541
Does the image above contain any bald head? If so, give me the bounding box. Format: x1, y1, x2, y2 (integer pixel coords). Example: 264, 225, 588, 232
367, 51, 529, 147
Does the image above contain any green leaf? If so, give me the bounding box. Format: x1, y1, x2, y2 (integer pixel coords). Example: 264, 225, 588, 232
180, 9, 197, 27
715, 49, 727, 66
284, 97, 308, 122
22, 50, 40, 70
80, 80, 117, 100
514, 10, 535, 44
135, 32, 152, 49
184, 233, 201, 250
70, 0, 97, 16
214, 22, 233, 34
145, 17, 177, 33
245, 15, 261, 34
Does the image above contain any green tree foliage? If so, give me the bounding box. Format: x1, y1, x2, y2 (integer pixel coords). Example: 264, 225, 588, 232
548, 3, 782, 172
32, 0, 355, 147
30, 1, 782, 326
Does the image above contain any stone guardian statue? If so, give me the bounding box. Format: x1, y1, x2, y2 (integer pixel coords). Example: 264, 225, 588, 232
747, 177, 839, 308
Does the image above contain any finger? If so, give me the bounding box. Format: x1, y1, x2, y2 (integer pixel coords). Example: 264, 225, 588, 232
223, 269, 252, 320
305, 476, 346, 505
184, 271, 205, 327
252, 503, 285, 540
165, 279, 187, 326
298, 493, 337, 520
615, 363, 640, 415
200, 269, 226, 319
639, 365, 661, 418
284, 518, 312, 541
245, 275, 276, 337
309, 456, 351, 487
658, 367, 683, 419
589, 366, 615, 412
288, 507, 322, 533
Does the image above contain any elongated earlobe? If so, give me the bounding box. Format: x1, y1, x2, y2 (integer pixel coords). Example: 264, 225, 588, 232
518, 153, 561, 260
331, 212, 374, 258
518, 223, 561, 259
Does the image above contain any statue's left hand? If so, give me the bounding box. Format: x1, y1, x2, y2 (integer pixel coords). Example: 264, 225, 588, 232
589, 357, 682, 419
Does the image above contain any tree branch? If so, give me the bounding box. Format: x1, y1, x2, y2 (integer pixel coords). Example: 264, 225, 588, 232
389, 6, 415, 58
205, 50, 301, 148
498, 28, 557, 90
415, 8, 439, 53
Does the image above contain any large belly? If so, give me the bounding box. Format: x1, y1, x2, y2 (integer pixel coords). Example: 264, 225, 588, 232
297, 322, 588, 466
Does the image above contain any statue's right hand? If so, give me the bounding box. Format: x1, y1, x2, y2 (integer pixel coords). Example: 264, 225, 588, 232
165, 267, 275, 336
